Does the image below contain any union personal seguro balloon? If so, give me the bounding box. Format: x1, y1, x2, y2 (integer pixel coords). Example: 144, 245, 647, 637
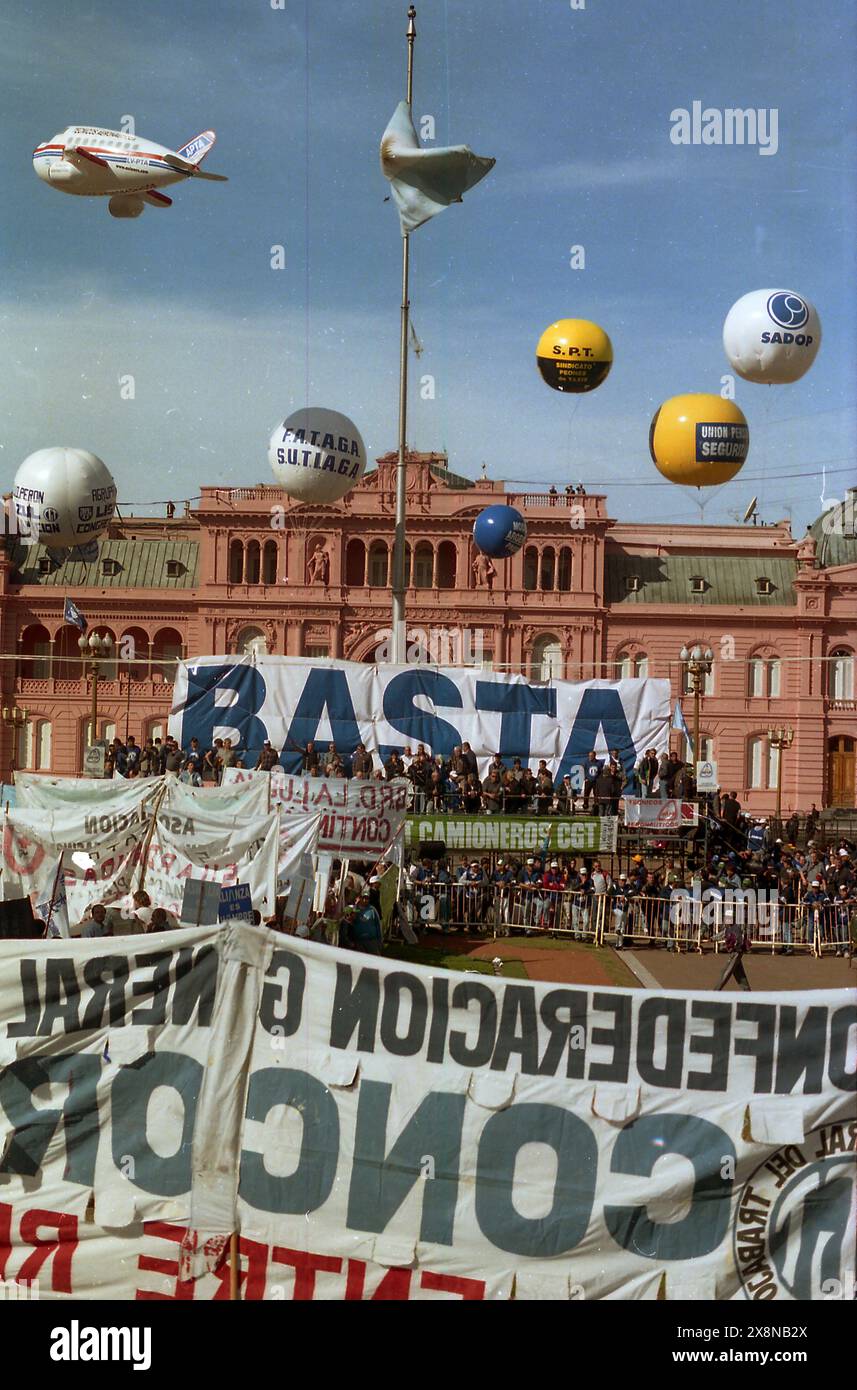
12, 447, 117, 549
269, 407, 367, 503
472, 505, 528, 558
723, 289, 821, 384
536, 319, 613, 393
649, 394, 750, 487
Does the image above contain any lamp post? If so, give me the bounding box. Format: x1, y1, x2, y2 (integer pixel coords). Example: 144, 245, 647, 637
79, 631, 114, 749
2, 704, 29, 779
767, 725, 794, 830
679, 644, 714, 765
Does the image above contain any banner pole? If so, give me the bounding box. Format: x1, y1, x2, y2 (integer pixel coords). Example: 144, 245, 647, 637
229, 1231, 240, 1300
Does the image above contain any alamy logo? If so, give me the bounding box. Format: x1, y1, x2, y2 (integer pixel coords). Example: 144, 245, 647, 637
670, 102, 779, 156
767, 292, 809, 330
50, 1321, 152, 1371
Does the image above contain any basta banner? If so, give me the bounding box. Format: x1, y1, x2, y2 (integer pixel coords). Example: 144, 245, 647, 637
171, 656, 671, 779
0, 924, 852, 1300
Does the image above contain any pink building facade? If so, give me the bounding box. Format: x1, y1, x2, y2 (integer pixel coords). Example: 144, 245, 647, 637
3, 451, 856, 813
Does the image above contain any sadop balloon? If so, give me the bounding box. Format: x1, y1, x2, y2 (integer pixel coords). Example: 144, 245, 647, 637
723, 289, 821, 384
12, 448, 116, 548
473, 505, 527, 558
269, 407, 366, 503
649, 394, 749, 487
536, 319, 613, 393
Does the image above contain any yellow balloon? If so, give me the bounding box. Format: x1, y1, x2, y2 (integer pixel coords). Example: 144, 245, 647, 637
536, 318, 613, 393
649, 393, 749, 487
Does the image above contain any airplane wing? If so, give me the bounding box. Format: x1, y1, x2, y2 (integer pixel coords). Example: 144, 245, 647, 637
163, 153, 228, 181
142, 189, 172, 207
64, 145, 110, 169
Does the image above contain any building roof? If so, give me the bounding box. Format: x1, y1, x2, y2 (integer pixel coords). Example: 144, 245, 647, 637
7, 537, 199, 589
605, 547, 797, 606
807, 489, 857, 569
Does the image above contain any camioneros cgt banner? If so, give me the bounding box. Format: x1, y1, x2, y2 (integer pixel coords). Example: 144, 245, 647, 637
0, 925, 852, 1300
405, 814, 618, 855
170, 657, 670, 777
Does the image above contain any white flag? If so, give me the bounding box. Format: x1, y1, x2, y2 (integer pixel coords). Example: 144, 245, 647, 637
380, 101, 495, 234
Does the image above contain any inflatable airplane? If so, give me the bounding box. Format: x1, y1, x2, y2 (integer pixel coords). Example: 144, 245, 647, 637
32, 126, 227, 217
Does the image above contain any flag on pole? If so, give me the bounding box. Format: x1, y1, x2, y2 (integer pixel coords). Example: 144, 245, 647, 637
672, 700, 693, 756
63, 597, 87, 632
380, 101, 495, 234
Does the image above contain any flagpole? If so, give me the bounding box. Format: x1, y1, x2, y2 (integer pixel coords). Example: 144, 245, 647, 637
391, 4, 416, 665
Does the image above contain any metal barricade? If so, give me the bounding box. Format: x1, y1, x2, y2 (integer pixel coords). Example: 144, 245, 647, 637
814, 902, 855, 957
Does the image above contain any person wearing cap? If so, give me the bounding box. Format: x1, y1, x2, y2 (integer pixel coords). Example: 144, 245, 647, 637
831, 883, 855, 957
255, 739, 280, 773
541, 859, 566, 933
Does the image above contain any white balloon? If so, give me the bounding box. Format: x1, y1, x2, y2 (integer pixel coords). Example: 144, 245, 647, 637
723, 288, 821, 384
268, 408, 366, 503
13, 448, 116, 548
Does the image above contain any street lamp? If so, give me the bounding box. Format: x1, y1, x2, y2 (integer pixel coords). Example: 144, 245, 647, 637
2, 705, 30, 777
767, 725, 794, 830
679, 644, 714, 766
79, 632, 113, 749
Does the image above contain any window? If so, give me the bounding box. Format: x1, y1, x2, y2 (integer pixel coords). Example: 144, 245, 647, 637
437, 541, 457, 589
101, 558, 121, 577
263, 540, 278, 585
523, 547, 538, 591
17, 719, 51, 771
699, 735, 714, 762
747, 735, 777, 789
151, 627, 183, 678
755, 576, 774, 596
539, 547, 556, 591
166, 559, 184, 578
228, 539, 244, 584
236, 627, 267, 657
368, 543, 389, 588
616, 651, 648, 680
829, 649, 855, 701
557, 547, 572, 592
413, 543, 434, 589
345, 539, 366, 586
305, 645, 329, 659
19, 624, 52, 679
245, 541, 261, 585
749, 655, 781, 698
531, 635, 562, 680
38, 557, 51, 574
625, 574, 641, 593
689, 575, 707, 594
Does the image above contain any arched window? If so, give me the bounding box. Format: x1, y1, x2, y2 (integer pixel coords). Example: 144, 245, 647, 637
829, 649, 854, 701
699, 735, 715, 762
557, 547, 572, 592
235, 626, 267, 657
118, 627, 150, 681
615, 650, 649, 680
151, 627, 183, 681
368, 543, 389, 588
345, 540, 366, 586
437, 541, 457, 589
228, 539, 244, 584
523, 547, 538, 591
749, 654, 781, 698
18, 624, 52, 679
531, 634, 562, 680
263, 540, 278, 585
245, 540, 261, 585
747, 734, 778, 790
17, 718, 51, 770
414, 542, 434, 589
54, 625, 84, 681
539, 547, 556, 591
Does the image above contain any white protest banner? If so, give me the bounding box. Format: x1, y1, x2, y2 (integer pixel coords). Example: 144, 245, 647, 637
1, 799, 152, 921
0, 926, 852, 1300
142, 809, 281, 920
223, 768, 409, 856
164, 776, 271, 820
14, 771, 165, 812
624, 798, 699, 831
172, 657, 670, 780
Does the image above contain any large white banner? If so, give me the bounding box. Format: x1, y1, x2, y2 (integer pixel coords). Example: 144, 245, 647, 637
0, 925, 852, 1300
223, 768, 409, 856
170, 657, 670, 779
14, 771, 270, 821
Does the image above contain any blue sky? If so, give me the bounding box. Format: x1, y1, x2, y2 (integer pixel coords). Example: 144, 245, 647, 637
2, 0, 855, 531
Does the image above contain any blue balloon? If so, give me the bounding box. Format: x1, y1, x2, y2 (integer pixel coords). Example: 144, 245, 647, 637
472, 505, 528, 558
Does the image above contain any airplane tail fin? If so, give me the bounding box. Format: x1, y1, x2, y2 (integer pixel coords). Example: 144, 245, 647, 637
175, 130, 216, 166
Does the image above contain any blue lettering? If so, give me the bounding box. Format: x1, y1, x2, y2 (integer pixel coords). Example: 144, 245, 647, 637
475, 682, 557, 770
282, 669, 363, 771
555, 689, 637, 783
178, 663, 269, 763
380, 671, 464, 763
